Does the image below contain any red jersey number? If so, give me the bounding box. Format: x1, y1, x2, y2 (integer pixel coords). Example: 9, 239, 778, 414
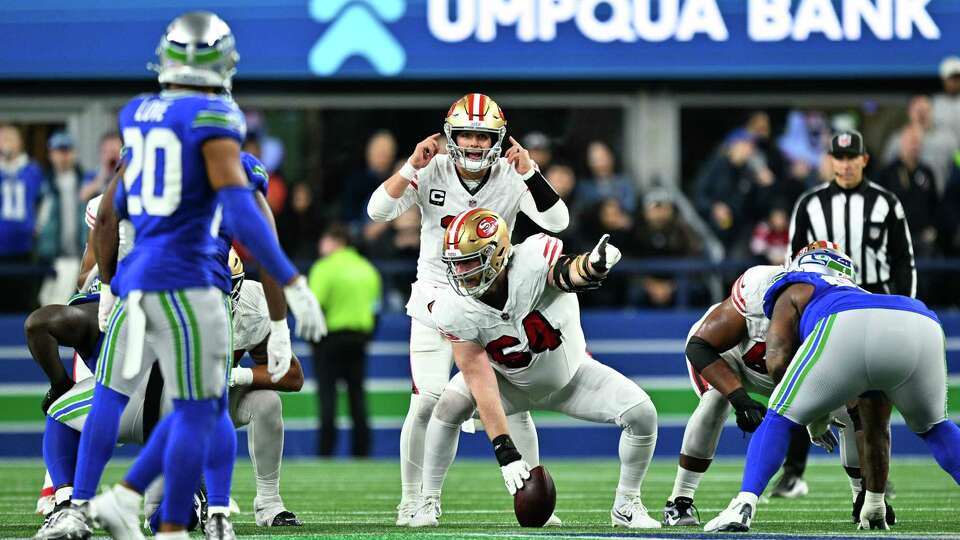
485, 311, 563, 369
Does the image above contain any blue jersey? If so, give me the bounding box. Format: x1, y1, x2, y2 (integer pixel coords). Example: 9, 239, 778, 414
113, 90, 246, 297
763, 271, 939, 342
211, 151, 270, 279
0, 157, 44, 256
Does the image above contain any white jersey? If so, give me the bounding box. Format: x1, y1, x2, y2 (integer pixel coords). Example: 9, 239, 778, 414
399, 154, 531, 326
687, 265, 782, 395
432, 234, 584, 399
233, 280, 270, 353
85, 195, 134, 261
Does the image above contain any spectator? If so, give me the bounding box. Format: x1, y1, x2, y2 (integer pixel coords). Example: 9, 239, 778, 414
342, 130, 396, 224
245, 134, 288, 217
877, 126, 940, 257
365, 207, 420, 259
883, 95, 958, 195
745, 110, 785, 183
633, 189, 701, 307
522, 131, 553, 170
277, 182, 326, 260
693, 128, 756, 249
750, 205, 791, 265
0, 124, 45, 312
77, 131, 121, 202
932, 56, 960, 143
36, 132, 88, 304
308, 224, 382, 457
576, 140, 637, 213
579, 197, 633, 307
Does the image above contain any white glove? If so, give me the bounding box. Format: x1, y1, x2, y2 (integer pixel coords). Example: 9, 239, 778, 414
857, 491, 889, 530
229, 367, 254, 387
588, 234, 622, 274
807, 415, 846, 453
283, 276, 326, 342
98, 286, 116, 332
267, 320, 292, 383
500, 460, 531, 496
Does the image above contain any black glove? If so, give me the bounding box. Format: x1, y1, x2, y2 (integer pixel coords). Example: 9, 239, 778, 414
727, 388, 767, 433
41, 378, 75, 415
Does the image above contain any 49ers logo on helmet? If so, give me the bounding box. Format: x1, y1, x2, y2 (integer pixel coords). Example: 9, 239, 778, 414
476, 216, 499, 238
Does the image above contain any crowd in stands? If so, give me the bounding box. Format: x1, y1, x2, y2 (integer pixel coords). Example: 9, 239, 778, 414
5, 58, 960, 311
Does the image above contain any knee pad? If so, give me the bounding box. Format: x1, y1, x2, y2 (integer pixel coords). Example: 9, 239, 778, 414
432, 391, 474, 426
619, 400, 657, 438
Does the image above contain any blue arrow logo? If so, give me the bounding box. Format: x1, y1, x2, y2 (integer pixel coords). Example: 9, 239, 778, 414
309, 0, 407, 76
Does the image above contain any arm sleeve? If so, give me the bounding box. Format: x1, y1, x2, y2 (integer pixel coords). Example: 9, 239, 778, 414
887, 200, 917, 298
367, 184, 418, 222
218, 186, 297, 284
519, 190, 569, 233
789, 194, 810, 256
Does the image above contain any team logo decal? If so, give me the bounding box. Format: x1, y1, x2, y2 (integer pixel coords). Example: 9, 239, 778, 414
838, 133, 852, 147
476, 216, 499, 238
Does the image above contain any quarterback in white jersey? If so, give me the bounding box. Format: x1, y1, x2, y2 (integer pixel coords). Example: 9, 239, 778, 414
367, 93, 570, 524
407, 209, 660, 529
664, 243, 875, 528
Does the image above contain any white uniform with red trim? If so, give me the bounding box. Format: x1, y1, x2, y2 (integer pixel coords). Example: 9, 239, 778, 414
432, 233, 650, 417
685, 265, 782, 397
85, 194, 134, 263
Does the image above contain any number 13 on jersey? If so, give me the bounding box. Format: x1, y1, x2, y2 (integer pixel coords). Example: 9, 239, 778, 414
122, 127, 183, 216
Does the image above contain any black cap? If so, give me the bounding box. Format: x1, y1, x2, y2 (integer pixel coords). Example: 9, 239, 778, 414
829, 130, 865, 158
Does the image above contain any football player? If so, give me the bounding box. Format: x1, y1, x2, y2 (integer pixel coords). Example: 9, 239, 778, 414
366, 94, 569, 525
57, 12, 322, 540
664, 242, 881, 527
408, 209, 660, 529
705, 244, 960, 532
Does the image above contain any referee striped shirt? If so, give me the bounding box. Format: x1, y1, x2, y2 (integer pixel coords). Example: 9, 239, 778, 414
789, 179, 916, 297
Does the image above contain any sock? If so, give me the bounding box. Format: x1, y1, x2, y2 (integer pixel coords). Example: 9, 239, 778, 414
73, 384, 129, 502
849, 476, 863, 500
126, 414, 173, 493
155, 531, 190, 540
616, 432, 657, 503
208, 505, 231, 517
919, 420, 960, 484
670, 466, 704, 502
421, 416, 460, 498
205, 395, 236, 509
399, 393, 437, 504
507, 412, 540, 467
740, 410, 799, 496
43, 417, 80, 489
736, 491, 759, 507
55, 486, 73, 505
161, 399, 218, 527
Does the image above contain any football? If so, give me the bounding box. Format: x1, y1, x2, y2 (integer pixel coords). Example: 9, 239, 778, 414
513, 465, 557, 527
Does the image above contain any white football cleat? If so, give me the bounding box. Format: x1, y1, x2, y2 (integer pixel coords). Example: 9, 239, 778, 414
205, 513, 236, 540
611, 496, 661, 529
407, 496, 441, 528
545, 513, 562, 527
704, 496, 755, 532
395, 499, 419, 526
36, 494, 56, 517
90, 485, 145, 540
32, 506, 92, 540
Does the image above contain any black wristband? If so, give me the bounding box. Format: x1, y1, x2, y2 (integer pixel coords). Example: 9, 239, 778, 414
726, 388, 756, 411
492, 434, 522, 466
685, 336, 723, 373
524, 170, 560, 211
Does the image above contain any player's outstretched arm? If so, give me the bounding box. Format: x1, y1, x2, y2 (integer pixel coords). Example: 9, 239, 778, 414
367, 134, 440, 222
766, 283, 814, 383
547, 234, 621, 292
205, 138, 325, 346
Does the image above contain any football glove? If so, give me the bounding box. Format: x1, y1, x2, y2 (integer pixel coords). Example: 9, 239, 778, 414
41, 379, 75, 414
283, 276, 327, 342
807, 415, 846, 453
589, 234, 622, 274
267, 320, 293, 383
726, 388, 767, 433
500, 460, 531, 496
98, 286, 116, 332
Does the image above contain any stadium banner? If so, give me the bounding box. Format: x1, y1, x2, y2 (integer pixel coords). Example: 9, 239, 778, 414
0, 0, 957, 80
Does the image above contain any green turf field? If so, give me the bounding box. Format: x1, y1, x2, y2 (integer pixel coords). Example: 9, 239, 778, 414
3, 458, 958, 539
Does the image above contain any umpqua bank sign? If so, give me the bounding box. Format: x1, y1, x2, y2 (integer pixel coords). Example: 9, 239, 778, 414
306, 0, 951, 79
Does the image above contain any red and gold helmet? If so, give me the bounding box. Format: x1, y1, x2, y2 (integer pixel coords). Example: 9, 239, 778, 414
443, 93, 507, 172
441, 208, 511, 297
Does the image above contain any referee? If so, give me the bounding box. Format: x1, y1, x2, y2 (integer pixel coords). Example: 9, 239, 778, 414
771, 130, 916, 500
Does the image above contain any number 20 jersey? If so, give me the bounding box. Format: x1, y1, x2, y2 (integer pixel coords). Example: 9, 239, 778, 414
432, 234, 585, 399
113, 90, 246, 298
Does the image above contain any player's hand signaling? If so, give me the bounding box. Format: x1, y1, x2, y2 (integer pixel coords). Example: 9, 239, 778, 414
505, 136, 533, 176
408, 133, 443, 170
726, 388, 767, 433
588, 234, 622, 275
807, 415, 846, 453
283, 275, 327, 342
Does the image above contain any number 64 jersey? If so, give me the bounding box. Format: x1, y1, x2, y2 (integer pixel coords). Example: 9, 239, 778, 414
431, 234, 586, 400
113, 90, 246, 298
686, 264, 783, 397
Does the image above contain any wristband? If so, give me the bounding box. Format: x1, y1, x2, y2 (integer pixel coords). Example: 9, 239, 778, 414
399, 161, 418, 181
270, 319, 290, 336
726, 387, 756, 411
492, 434, 522, 466
232, 367, 254, 386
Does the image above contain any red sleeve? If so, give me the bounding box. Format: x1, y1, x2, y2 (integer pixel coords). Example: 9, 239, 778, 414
541, 236, 563, 266
730, 272, 747, 315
